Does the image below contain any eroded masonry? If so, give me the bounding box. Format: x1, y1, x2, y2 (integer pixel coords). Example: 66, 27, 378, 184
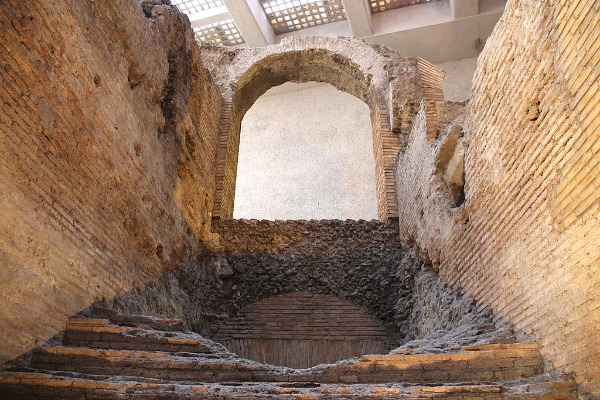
0, 0, 598, 398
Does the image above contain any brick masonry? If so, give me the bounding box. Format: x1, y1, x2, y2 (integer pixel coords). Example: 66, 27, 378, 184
395, 0, 599, 396
0, 1, 221, 364
1, 0, 597, 396
213, 292, 395, 368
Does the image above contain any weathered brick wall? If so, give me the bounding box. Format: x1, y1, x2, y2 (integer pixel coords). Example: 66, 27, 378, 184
396, 0, 599, 395
213, 292, 394, 368
0, 1, 220, 364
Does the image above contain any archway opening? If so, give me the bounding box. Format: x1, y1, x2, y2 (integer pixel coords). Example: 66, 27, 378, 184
211, 49, 401, 220
233, 82, 378, 220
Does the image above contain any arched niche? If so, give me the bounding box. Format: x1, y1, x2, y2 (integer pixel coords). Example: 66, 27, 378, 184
213, 292, 395, 368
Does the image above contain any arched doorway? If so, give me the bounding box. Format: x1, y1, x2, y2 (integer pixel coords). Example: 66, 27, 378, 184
211, 48, 399, 220
201, 37, 445, 222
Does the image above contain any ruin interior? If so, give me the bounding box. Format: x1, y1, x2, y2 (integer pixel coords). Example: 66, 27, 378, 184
0, 0, 598, 398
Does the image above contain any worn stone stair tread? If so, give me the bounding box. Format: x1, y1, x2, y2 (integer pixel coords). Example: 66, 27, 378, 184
0, 370, 578, 399
0, 314, 577, 398
28, 342, 543, 384
86, 309, 186, 332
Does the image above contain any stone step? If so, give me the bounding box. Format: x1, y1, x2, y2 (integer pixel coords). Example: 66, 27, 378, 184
64, 318, 227, 354
29, 346, 281, 383
0, 370, 578, 399
77, 309, 186, 331
29, 343, 543, 384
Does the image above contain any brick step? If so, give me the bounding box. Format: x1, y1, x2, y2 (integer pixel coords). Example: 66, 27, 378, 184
29, 343, 543, 384
64, 318, 228, 354
0, 370, 578, 399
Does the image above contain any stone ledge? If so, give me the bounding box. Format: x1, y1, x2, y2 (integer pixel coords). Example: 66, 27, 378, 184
0, 371, 577, 399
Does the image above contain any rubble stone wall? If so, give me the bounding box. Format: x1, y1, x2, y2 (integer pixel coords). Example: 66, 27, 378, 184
395, 0, 599, 395
113, 219, 417, 341
0, 1, 221, 364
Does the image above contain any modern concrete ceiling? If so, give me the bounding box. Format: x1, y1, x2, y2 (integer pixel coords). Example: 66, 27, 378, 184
176, 0, 506, 63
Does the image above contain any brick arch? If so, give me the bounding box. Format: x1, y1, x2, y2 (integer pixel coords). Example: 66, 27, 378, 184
213, 292, 395, 368
201, 37, 444, 220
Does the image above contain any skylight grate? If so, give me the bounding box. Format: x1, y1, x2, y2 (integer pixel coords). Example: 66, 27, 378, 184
260, 0, 347, 35
171, 0, 225, 14
369, 0, 439, 14
193, 19, 245, 46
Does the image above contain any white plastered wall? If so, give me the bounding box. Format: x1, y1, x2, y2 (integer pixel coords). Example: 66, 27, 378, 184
437, 57, 479, 102
233, 83, 379, 220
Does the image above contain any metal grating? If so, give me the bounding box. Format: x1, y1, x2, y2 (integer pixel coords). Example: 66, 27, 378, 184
260, 0, 347, 35
171, 0, 225, 14
369, 0, 439, 14
192, 19, 245, 46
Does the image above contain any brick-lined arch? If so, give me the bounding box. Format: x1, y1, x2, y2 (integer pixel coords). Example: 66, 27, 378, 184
213, 292, 395, 368
201, 37, 444, 220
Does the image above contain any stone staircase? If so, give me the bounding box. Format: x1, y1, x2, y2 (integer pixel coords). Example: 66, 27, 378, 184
0, 312, 577, 399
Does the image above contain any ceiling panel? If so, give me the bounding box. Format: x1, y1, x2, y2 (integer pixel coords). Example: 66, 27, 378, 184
369, 0, 439, 14
192, 18, 245, 45
260, 0, 347, 35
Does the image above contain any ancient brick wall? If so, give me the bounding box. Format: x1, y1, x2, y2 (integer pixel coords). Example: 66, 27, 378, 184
213, 292, 394, 368
0, 1, 221, 364
396, 0, 599, 395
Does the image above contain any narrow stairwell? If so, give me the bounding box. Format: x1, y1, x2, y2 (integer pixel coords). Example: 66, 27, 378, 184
0, 312, 576, 399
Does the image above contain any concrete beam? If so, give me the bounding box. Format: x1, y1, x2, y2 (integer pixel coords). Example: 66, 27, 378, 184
365, 2, 505, 63
188, 5, 232, 28
341, 0, 372, 38
450, 0, 479, 19
222, 0, 275, 46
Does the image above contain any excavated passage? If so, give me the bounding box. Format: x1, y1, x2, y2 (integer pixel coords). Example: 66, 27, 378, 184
104, 219, 515, 368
